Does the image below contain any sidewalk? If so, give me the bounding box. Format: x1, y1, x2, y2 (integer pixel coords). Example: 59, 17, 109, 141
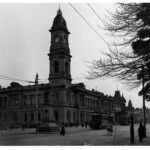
126, 127, 150, 146
128, 135, 150, 146
0, 126, 150, 145
0, 126, 90, 135
0, 128, 36, 135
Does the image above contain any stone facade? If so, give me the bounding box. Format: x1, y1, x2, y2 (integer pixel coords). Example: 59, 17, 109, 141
0, 9, 127, 129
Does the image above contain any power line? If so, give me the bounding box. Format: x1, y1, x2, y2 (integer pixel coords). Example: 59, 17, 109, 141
0, 75, 34, 83
69, 3, 109, 47
87, 3, 119, 45
87, 3, 104, 26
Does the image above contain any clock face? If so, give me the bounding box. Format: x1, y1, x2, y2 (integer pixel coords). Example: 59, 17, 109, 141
55, 37, 59, 43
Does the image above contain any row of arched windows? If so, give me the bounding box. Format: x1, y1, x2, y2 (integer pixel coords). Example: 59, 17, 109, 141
12, 111, 76, 123
12, 112, 42, 122
67, 111, 76, 122
53, 110, 76, 122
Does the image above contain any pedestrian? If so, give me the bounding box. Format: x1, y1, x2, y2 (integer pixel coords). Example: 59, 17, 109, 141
107, 121, 113, 135
60, 124, 65, 136
110, 122, 113, 135
107, 121, 111, 135
138, 123, 144, 142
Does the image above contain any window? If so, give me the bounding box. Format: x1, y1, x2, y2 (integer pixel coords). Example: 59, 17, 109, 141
5, 114, 7, 122
38, 94, 43, 104
29, 95, 34, 105
79, 94, 84, 106
73, 112, 76, 122
14, 96, 19, 106
67, 110, 71, 122
13, 112, 18, 122
66, 91, 71, 104
44, 92, 49, 104
24, 113, 27, 122
2, 97, 8, 107
65, 61, 69, 74
54, 61, 59, 73
31, 112, 34, 122
54, 111, 58, 121
23, 95, 28, 105
38, 112, 41, 121
0, 97, 2, 107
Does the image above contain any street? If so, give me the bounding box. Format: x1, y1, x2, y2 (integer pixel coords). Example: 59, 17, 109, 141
0, 124, 150, 145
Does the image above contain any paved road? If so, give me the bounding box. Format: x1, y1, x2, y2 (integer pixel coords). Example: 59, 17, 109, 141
0, 124, 150, 145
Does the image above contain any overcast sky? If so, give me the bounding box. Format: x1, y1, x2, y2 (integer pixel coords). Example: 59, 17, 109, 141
0, 2, 149, 108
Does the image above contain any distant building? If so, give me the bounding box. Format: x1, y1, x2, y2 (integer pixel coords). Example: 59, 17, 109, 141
134, 107, 150, 123
113, 91, 127, 124
0, 9, 127, 129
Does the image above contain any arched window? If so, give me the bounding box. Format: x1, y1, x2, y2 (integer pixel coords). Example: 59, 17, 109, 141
38, 113, 41, 121
65, 61, 69, 74
67, 110, 71, 122
5, 114, 7, 122
54, 111, 58, 121
14, 112, 18, 122
31, 112, 34, 122
73, 112, 76, 122
54, 61, 59, 73
24, 113, 27, 122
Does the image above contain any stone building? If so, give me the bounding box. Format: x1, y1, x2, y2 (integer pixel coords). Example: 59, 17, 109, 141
0, 9, 127, 129
134, 108, 150, 123
113, 90, 127, 124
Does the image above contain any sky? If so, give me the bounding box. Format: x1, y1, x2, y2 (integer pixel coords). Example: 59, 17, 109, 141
0, 2, 149, 108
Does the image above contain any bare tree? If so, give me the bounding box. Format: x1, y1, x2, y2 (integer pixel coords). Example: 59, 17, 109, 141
88, 3, 150, 94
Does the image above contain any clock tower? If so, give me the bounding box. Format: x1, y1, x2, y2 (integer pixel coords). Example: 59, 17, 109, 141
48, 9, 72, 86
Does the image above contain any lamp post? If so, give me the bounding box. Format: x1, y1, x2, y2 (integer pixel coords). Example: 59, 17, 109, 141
130, 113, 134, 144
142, 66, 146, 138
35, 73, 39, 132
137, 66, 146, 138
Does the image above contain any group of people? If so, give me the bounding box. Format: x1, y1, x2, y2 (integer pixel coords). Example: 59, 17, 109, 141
59, 120, 145, 142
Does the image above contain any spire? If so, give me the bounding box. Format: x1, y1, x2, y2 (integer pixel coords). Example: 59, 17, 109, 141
50, 8, 70, 34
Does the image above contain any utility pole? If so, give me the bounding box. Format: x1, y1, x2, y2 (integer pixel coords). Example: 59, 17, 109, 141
130, 113, 134, 144
142, 66, 146, 138
35, 73, 39, 128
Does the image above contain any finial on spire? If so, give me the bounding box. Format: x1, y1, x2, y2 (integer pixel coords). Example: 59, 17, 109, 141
59, 3, 60, 10
57, 3, 62, 15
35, 73, 39, 85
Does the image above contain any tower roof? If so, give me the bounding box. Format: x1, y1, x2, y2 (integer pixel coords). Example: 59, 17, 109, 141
128, 100, 133, 108
114, 90, 121, 99
50, 9, 70, 34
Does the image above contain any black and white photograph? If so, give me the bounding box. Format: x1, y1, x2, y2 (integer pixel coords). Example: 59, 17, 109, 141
0, 0, 150, 146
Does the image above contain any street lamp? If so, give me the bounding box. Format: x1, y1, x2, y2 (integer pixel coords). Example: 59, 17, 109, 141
138, 66, 146, 138
35, 73, 39, 132
142, 66, 146, 138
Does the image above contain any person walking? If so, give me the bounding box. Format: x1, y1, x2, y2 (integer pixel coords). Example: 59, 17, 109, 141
107, 121, 111, 135
60, 124, 65, 136
138, 123, 144, 142
110, 122, 113, 135
107, 121, 113, 135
